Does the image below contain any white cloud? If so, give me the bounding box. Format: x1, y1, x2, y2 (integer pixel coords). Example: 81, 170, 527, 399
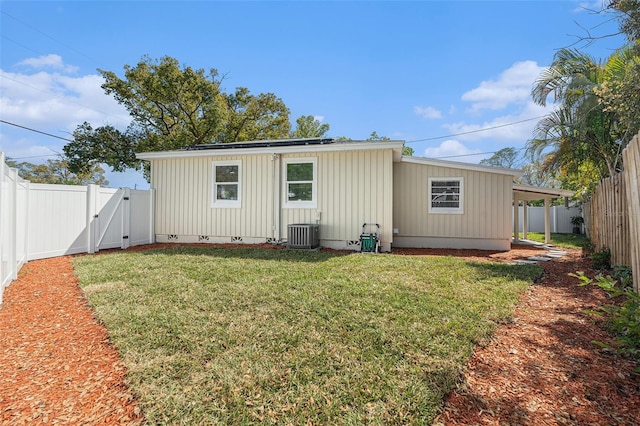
0, 57, 130, 162
0, 69, 130, 130
443, 100, 555, 142
313, 115, 325, 122
423, 140, 486, 162
17, 54, 79, 74
414, 105, 442, 119
461, 61, 546, 112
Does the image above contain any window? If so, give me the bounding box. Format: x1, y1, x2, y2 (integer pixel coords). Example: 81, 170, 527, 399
283, 158, 317, 208
212, 161, 241, 208
428, 177, 463, 214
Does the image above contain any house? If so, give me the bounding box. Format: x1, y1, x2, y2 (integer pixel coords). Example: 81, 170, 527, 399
136, 138, 569, 252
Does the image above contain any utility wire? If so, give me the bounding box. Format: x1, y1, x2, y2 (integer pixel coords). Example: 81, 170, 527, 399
0, 119, 74, 142
430, 146, 527, 160
1, 74, 130, 123
1, 10, 102, 65
406, 116, 544, 143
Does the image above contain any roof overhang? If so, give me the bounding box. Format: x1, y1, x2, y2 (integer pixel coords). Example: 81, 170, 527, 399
136, 139, 405, 161
513, 184, 574, 201
400, 156, 523, 177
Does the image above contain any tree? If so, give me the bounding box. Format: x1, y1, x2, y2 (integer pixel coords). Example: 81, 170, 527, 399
368, 131, 414, 156
64, 122, 140, 174
100, 55, 228, 150
368, 131, 390, 141
609, 0, 640, 41
290, 115, 330, 138
593, 46, 640, 144
220, 87, 290, 142
6, 158, 108, 186
64, 56, 294, 176
479, 147, 521, 169
527, 48, 633, 192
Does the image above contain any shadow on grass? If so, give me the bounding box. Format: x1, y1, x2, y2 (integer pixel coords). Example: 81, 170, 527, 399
462, 260, 544, 282
139, 244, 350, 263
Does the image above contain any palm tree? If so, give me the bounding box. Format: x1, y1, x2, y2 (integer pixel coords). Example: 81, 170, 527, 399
527, 47, 633, 187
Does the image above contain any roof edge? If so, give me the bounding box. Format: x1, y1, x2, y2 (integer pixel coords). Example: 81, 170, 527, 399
401, 155, 523, 177
137, 139, 405, 160
513, 184, 574, 198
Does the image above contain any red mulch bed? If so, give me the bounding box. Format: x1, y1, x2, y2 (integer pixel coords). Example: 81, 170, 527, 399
1, 244, 638, 425
0, 257, 143, 425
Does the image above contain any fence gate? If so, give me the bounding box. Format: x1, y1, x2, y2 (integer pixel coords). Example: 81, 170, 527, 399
93, 187, 130, 252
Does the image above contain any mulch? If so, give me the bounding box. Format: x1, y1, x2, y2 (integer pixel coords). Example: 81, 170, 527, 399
1, 244, 638, 425
0, 256, 143, 425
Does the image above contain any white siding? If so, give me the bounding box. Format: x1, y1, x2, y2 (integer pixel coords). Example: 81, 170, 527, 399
393, 161, 513, 250
152, 155, 274, 239
149, 148, 395, 250
281, 149, 394, 250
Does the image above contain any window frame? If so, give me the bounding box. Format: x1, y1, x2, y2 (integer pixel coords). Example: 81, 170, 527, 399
428, 177, 464, 214
211, 160, 242, 208
283, 157, 317, 209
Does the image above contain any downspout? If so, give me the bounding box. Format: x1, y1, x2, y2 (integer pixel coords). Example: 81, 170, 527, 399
272, 153, 281, 242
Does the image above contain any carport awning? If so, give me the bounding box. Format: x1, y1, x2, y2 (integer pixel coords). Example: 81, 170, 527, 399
513, 184, 574, 201
512, 184, 575, 245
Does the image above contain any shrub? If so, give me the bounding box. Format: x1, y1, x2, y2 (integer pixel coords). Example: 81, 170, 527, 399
571, 270, 639, 369
591, 247, 611, 270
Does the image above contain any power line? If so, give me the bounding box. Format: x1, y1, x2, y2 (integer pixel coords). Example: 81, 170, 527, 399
1, 74, 130, 123
406, 116, 544, 143
1, 10, 102, 65
430, 146, 527, 160
0, 119, 74, 142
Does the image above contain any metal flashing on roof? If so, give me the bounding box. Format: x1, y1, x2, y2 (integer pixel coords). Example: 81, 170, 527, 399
182, 138, 336, 151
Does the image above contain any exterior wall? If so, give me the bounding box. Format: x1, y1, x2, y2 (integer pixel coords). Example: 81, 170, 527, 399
393, 161, 513, 250
150, 148, 395, 251
282, 149, 394, 251
152, 154, 274, 240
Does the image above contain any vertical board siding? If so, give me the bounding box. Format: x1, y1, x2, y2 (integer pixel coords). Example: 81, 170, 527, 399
393, 161, 513, 240
152, 155, 274, 239
280, 149, 393, 246
151, 148, 395, 248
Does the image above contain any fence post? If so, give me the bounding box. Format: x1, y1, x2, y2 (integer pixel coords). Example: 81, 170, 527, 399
122, 188, 131, 250
8, 168, 17, 281
0, 153, 5, 303
86, 184, 98, 254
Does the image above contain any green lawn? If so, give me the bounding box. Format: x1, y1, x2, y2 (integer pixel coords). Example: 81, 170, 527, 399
519, 232, 589, 249
73, 247, 542, 425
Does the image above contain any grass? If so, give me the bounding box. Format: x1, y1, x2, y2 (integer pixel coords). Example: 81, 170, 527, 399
73, 247, 542, 425
519, 232, 589, 249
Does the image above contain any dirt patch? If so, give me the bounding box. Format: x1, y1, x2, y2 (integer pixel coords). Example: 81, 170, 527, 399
1, 244, 638, 425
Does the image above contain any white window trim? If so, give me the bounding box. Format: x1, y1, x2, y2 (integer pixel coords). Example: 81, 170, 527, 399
283, 157, 317, 209
428, 177, 464, 214
211, 160, 242, 208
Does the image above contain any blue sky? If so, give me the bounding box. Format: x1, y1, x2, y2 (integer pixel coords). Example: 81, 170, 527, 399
0, 1, 627, 189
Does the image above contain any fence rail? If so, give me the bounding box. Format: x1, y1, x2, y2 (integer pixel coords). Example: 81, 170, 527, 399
584, 131, 640, 294
1, 152, 154, 303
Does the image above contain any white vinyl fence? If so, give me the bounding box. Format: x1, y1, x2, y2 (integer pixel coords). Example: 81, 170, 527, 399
517, 205, 583, 234
1, 152, 154, 303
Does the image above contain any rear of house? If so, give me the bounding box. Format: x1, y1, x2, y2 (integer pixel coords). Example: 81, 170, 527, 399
137, 138, 521, 252
138, 139, 402, 252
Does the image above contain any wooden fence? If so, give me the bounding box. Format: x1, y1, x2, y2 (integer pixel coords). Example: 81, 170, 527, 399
584, 131, 640, 294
